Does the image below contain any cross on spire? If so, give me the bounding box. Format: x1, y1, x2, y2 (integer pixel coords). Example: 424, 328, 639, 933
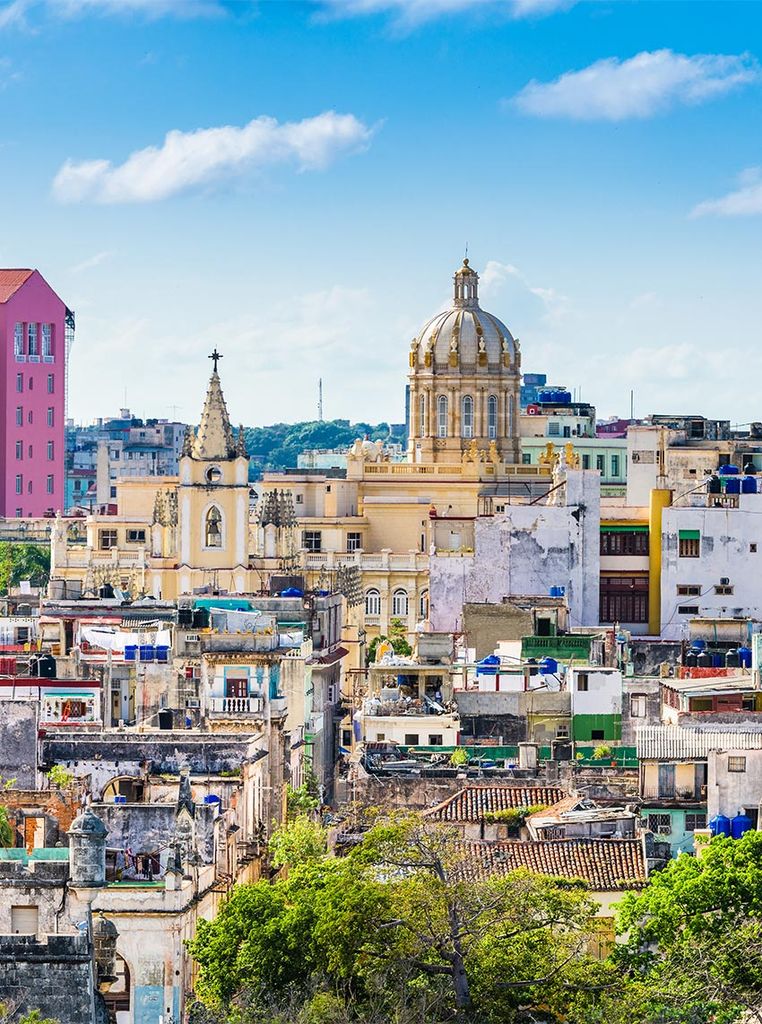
209, 348, 222, 373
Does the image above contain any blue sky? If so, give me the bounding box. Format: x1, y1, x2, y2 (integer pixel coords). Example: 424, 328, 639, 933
1, 0, 762, 429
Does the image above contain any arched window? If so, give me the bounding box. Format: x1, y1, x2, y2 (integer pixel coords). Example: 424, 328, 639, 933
419, 589, 429, 620
461, 395, 474, 438
437, 395, 448, 438
488, 395, 498, 440
205, 506, 222, 548
392, 588, 409, 617
365, 588, 381, 617
419, 393, 426, 436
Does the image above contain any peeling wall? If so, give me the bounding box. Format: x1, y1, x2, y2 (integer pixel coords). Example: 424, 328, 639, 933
0, 700, 38, 788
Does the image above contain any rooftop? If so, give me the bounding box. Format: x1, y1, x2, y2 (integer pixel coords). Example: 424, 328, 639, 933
426, 785, 567, 822
636, 725, 762, 760
0, 268, 33, 303
459, 837, 647, 890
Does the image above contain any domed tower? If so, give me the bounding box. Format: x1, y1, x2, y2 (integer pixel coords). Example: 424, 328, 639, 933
68, 807, 107, 888
407, 259, 521, 464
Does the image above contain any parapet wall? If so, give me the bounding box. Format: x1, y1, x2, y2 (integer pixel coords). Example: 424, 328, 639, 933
0, 933, 96, 1024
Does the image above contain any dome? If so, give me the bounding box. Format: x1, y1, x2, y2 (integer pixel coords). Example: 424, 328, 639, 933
69, 807, 107, 838
411, 259, 519, 371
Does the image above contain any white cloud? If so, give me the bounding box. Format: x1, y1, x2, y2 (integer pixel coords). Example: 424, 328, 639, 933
0, 0, 236, 27
513, 49, 759, 121
480, 259, 570, 327
52, 111, 376, 204
317, 0, 573, 27
69, 250, 112, 274
690, 167, 762, 218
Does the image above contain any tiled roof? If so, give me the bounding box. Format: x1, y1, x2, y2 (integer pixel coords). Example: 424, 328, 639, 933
426, 785, 566, 822
0, 269, 33, 303
459, 838, 647, 891
636, 726, 762, 760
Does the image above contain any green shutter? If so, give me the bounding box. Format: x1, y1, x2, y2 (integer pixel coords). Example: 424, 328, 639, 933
679, 529, 700, 541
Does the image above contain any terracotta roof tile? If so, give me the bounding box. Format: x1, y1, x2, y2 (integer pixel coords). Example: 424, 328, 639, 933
459, 838, 647, 891
0, 269, 33, 303
426, 785, 567, 823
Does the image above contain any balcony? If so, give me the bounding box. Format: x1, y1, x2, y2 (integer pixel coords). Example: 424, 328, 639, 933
209, 696, 263, 715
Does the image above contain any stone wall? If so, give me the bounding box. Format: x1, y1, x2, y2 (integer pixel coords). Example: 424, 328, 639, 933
0, 700, 38, 788
0, 933, 98, 1024
2, 786, 82, 847
463, 602, 534, 660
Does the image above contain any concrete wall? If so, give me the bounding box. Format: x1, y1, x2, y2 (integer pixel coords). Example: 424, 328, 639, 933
430, 470, 600, 633
708, 748, 762, 819
462, 602, 533, 660
661, 496, 762, 638
0, 699, 38, 788
0, 861, 69, 935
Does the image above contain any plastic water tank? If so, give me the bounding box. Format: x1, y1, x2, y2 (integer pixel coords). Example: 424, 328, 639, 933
139, 645, 155, 662
685, 652, 698, 667
726, 649, 741, 668
712, 653, 724, 668
125, 645, 138, 662
281, 587, 304, 597
697, 651, 713, 668
709, 814, 731, 837
708, 476, 722, 494
539, 657, 558, 675
725, 477, 741, 494
203, 794, 222, 806
692, 639, 707, 651
739, 646, 752, 669
155, 646, 170, 664
743, 476, 758, 494
477, 655, 500, 676
719, 464, 740, 475
731, 812, 754, 839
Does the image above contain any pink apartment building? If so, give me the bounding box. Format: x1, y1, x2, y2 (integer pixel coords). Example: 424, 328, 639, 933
0, 270, 71, 517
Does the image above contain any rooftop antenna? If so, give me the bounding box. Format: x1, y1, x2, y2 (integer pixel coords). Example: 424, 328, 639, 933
464, 242, 468, 261
318, 378, 323, 423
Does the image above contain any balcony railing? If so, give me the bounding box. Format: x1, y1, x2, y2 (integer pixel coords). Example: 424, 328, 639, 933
209, 696, 263, 715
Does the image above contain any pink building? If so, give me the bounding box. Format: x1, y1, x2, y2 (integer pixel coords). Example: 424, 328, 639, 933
0, 270, 70, 517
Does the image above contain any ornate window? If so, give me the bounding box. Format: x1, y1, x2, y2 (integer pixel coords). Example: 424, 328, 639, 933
205, 506, 222, 548
488, 395, 498, 439
437, 395, 448, 438
365, 588, 381, 617
419, 393, 426, 435
461, 395, 474, 438
392, 588, 409, 617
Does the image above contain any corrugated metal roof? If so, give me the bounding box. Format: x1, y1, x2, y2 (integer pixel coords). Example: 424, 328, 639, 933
459, 838, 647, 891
0, 269, 33, 303
425, 785, 567, 822
636, 726, 762, 760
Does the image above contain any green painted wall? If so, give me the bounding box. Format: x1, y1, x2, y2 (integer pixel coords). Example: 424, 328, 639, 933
572, 713, 622, 742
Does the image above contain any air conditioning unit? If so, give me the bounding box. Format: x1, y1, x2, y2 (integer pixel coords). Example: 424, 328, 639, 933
720, 577, 730, 586
185, 699, 200, 709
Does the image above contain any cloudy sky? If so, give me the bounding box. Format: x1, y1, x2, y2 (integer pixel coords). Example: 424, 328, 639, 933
1, 0, 761, 428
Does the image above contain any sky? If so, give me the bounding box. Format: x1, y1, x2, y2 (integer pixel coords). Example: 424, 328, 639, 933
1, 0, 762, 429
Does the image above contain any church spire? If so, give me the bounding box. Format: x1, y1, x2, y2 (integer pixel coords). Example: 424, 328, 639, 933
192, 353, 236, 460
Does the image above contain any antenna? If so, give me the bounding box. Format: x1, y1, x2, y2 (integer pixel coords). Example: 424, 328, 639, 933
318, 378, 323, 422
464, 242, 469, 261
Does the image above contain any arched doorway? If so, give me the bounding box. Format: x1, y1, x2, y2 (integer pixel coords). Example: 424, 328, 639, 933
103, 953, 131, 1023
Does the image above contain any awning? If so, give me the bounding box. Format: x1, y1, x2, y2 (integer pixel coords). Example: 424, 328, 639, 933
307, 646, 348, 666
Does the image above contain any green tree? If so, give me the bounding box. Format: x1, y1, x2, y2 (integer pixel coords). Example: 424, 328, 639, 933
609, 830, 762, 1024
189, 814, 605, 1023
0, 1007, 59, 1024
0, 806, 13, 848
367, 619, 413, 663
0, 543, 50, 595
268, 816, 327, 870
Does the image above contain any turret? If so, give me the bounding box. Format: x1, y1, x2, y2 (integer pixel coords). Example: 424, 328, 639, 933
68, 808, 107, 888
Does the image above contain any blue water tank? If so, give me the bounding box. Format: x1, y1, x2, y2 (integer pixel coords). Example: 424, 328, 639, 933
719, 464, 740, 475
539, 657, 558, 675
113, 795, 127, 805
280, 587, 303, 597
709, 814, 731, 837
155, 646, 170, 664
124, 645, 138, 661
538, 390, 554, 404
725, 477, 741, 494
743, 476, 758, 494
712, 653, 724, 668
203, 794, 222, 806
739, 646, 752, 668
692, 639, 707, 651
731, 812, 754, 839
477, 654, 500, 676
139, 644, 154, 662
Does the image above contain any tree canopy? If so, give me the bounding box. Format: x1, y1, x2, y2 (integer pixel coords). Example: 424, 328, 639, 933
243, 419, 405, 477
0, 543, 49, 595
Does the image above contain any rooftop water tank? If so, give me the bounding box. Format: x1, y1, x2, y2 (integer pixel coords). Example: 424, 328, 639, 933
685, 652, 698, 667
709, 814, 731, 837
281, 587, 304, 597
731, 812, 754, 839
697, 651, 713, 668
726, 649, 741, 668
692, 639, 707, 651
539, 657, 558, 675
725, 477, 741, 494
719, 464, 740, 475
739, 646, 752, 669
743, 476, 758, 494
477, 655, 500, 676
708, 476, 722, 494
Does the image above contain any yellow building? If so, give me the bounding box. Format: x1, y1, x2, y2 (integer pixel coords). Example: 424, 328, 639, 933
51, 262, 550, 641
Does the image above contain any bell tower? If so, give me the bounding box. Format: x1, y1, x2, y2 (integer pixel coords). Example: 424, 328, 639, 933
177, 352, 250, 593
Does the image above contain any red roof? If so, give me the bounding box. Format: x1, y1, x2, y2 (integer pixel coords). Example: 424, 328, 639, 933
0, 269, 33, 303
459, 838, 647, 891
425, 785, 567, 823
